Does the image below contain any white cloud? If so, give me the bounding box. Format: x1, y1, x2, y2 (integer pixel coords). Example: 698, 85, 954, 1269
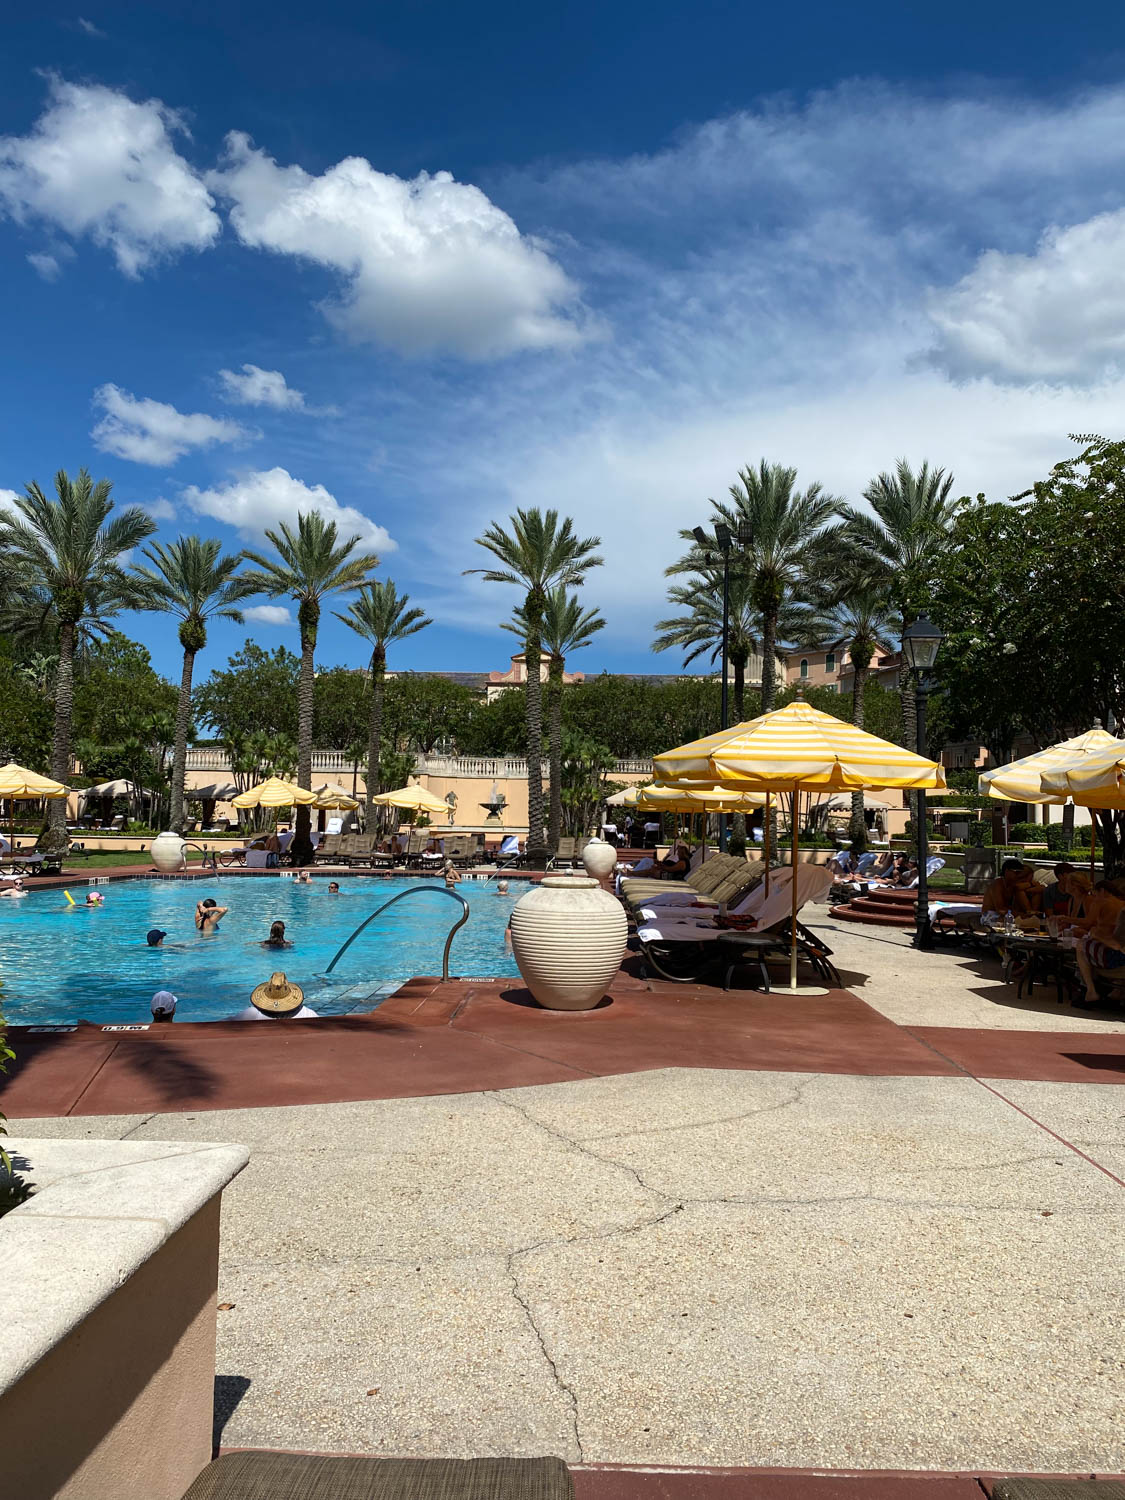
0, 487, 21, 516
142, 497, 176, 521
208, 132, 589, 358
182, 466, 395, 553
242, 603, 293, 627
218, 363, 306, 410
0, 79, 219, 276
91, 384, 254, 466
27, 251, 61, 280
77, 17, 106, 37
927, 208, 1125, 383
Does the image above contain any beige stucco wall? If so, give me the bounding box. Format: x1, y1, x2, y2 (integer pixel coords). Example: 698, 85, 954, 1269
0, 1198, 220, 1500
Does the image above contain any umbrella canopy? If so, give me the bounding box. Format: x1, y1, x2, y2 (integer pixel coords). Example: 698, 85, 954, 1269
978, 727, 1121, 804
192, 781, 241, 802
633, 781, 767, 813
82, 778, 140, 799
655, 700, 946, 793
814, 792, 893, 813
371, 784, 450, 817
313, 782, 360, 810
605, 785, 643, 807
1039, 740, 1125, 809
0, 763, 68, 799
232, 776, 317, 809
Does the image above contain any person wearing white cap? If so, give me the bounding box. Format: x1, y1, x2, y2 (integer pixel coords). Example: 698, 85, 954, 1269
232, 972, 320, 1021
151, 990, 177, 1022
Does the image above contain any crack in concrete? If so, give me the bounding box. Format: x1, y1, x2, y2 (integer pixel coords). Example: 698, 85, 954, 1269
119, 1113, 157, 1139
505, 1251, 584, 1462
585, 1078, 815, 1142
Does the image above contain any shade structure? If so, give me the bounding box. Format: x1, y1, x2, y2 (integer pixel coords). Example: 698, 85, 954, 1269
371, 784, 450, 817
605, 785, 644, 807
81, 778, 139, 800
813, 791, 892, 813
633, 781, 767, 814
231, 776, 317, 809
0, 763, 68, 800
978, 727, 1122, 804
192, 780, 241, 802
655, 701, 947, 793
313, 782, 360, 810
1039, 740, 1125, 809
654, 701, 945, 989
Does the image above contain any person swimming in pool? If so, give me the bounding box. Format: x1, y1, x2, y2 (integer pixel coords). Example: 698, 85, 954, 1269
195, 897, 228, 931
327, 881, 340, 894
261, 919, 292, 949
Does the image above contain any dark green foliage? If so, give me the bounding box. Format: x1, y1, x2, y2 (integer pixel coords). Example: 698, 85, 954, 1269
383, 674, 477, 755
194, 643, 301, 743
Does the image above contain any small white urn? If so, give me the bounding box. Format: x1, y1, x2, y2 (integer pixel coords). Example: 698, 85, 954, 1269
509, 874, 627, 1011
581, 836, 617, 880
150, 831, 187, 872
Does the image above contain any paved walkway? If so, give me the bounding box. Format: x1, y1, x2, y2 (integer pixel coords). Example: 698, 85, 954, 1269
11, 1066, 1125, 1470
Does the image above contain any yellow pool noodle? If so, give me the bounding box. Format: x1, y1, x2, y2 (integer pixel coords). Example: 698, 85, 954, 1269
63, 890, 76, 904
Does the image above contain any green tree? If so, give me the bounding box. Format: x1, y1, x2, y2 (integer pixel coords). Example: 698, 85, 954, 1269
337, 581, 432, 824
468, 509, 602, 864
242, 512, 379, 862
507, 587, 605, 850
382, 674, 477, 756
457, 687, 530, 758
0, 469, 155, 848
666, 463, 844, 715
0, 644, 53, 767
194, 643, 300, 745
135, 536, 256, 832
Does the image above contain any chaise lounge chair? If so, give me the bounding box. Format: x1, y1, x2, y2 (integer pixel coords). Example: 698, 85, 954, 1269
179, 1452, 573, 1500
637, 864, 839, 986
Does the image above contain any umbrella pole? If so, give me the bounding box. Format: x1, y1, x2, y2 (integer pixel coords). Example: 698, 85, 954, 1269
790, 790, 799, 991
1090, 817, 1097, 875
764, 793, 771, 895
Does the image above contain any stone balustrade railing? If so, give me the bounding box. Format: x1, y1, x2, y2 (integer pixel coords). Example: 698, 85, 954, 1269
184, 749, 652, 778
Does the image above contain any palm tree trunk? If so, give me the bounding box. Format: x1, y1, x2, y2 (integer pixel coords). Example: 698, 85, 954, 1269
170, 647, 195, 834
899, 616, 919, 851
365, 648, 385, 827
760, 607, 778, 713
45, 619, 75, 850
849, 661, 870, 849
292, 624, 316, 864
548, 656, 563, 852
524, 601, 546, 866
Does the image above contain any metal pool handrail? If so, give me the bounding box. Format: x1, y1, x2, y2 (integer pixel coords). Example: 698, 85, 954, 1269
325, 886, 470, 979
182, 841, 217, 871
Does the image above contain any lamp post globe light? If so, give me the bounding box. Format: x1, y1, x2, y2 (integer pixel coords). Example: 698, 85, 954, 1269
900, 616, 945, 949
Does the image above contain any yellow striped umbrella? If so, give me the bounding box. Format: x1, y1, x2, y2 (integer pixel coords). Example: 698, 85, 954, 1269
654, 701, 945, 989
0, 762, 69, 853
979, 727, 1121, 804
313, 782, 360, 810
371, 784, 450, 818
632, 781, 767, 813
231, 776, 317, 809
1039, 741, 1125, 810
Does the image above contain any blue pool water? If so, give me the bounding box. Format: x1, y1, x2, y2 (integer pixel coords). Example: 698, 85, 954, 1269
0, 876, 526, 1025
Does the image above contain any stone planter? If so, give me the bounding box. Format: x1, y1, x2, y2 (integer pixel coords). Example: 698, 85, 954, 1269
581, 836, 617, 880
150, 831, 187, 872
509, 874, 627, 1010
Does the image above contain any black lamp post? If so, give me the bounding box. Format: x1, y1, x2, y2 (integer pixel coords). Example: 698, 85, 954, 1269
900, 616, 945, 949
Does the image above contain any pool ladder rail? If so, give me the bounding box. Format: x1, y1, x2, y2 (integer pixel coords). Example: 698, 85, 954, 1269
325, 885, 470, 980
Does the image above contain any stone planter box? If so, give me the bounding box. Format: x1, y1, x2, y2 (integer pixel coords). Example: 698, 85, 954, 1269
1, 1137, 247, 1500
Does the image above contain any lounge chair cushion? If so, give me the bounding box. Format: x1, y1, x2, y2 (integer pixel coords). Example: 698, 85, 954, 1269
182, 1453, 574, 1500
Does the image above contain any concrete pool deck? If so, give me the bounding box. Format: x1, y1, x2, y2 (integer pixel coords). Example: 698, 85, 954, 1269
6, 913, 1124, 1476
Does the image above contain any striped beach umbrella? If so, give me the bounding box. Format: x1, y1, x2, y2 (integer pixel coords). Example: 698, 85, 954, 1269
979, 727, 1122, 804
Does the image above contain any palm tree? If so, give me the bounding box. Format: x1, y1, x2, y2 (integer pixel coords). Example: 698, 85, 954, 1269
507, 587, 605, 849
845, 459, 957, 760
821, 576, 899, 846
844, 460, 957, 847
0, 469, 155, 848
242, 512, 379, 861
336, 580, 432, 826
667, 462, 845, 714
135, 536, 257, 833
467, 509, 602, 864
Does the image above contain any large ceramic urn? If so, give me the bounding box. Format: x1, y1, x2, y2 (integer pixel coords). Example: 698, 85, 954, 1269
509, 875, 628, 1011
150, 831, 187, 872
581, 836, 617, 880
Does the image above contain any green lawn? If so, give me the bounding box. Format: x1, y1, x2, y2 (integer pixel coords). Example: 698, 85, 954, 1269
62, 850, 211, 871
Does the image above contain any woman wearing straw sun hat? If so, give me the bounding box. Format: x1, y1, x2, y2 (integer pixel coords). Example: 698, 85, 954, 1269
232, 972, 320, 1021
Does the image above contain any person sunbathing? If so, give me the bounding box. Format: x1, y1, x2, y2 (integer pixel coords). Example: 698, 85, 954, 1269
982, 860, 1038, 919
1073, 882, 1125, 1005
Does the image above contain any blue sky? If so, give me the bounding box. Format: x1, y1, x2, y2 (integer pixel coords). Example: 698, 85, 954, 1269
4, 2, 1125, 682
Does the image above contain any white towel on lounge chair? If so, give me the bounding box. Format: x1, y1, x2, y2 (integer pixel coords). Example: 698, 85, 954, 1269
639, 865, 832, 943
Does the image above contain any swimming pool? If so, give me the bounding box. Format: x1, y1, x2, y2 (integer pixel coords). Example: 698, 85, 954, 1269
0, 876, 526, 1025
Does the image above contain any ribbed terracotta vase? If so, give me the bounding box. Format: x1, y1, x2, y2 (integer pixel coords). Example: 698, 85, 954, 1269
150, 831, 187, 872
509, 874, 627, 1010
581, 837, 618, 879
